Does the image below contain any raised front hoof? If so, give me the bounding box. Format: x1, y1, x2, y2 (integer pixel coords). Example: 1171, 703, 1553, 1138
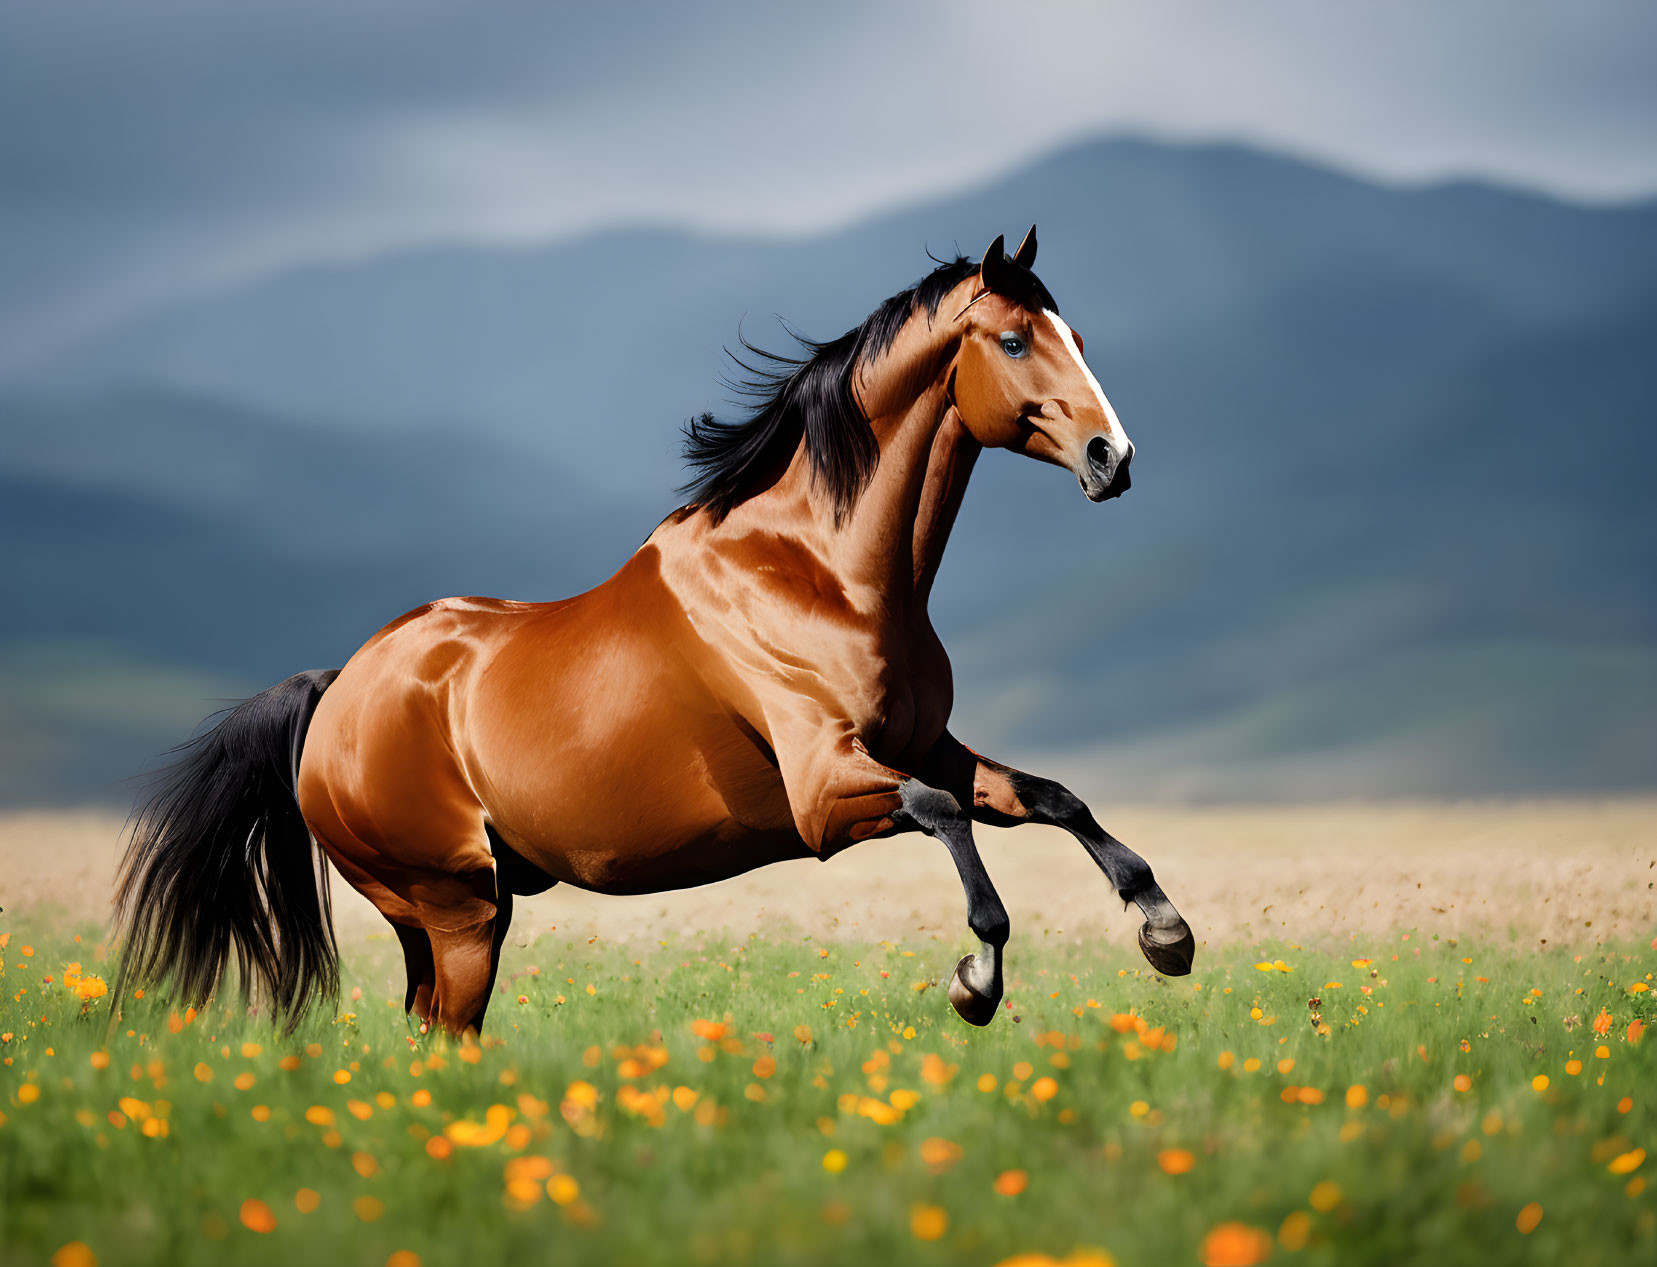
1139, 922, 1196, 976
947, 954, 1001, 1027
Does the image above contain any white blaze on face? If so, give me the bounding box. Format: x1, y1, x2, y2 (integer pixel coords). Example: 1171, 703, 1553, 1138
1044, 310, 1131, 460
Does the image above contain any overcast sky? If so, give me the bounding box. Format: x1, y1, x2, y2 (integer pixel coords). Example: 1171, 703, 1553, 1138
3, 0, 1655, 368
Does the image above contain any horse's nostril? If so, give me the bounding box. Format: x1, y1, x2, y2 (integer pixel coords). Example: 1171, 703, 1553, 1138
1086, 435, 1113, 472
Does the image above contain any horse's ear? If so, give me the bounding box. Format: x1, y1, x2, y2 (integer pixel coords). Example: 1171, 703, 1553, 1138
1012, 224, 1037, 269
979, 234, 1010, 294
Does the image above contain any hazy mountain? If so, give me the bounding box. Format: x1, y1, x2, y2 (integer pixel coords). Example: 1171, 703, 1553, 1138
3, 137, 1654, 804
18, 138, 1657, 497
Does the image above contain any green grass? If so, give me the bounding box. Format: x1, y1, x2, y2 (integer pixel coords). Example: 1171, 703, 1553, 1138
2, 924, 1653, 1267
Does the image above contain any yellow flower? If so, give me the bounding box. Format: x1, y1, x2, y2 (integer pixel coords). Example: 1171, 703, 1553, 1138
822, 1148, 848, 1174
1609, 1148, 1646, 1175
446, 1104, 514, 1147
1279, 1210, 1311, 1251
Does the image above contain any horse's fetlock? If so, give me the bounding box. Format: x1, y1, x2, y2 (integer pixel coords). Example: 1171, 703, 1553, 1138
1118, 859, 1155, 904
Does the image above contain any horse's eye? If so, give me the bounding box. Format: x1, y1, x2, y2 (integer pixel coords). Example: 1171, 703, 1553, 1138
999, 334, 1027, 359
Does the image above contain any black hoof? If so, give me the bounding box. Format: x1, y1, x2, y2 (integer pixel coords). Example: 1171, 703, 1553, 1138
947, 954, 1001, 1026
1139, 922, 1195, 976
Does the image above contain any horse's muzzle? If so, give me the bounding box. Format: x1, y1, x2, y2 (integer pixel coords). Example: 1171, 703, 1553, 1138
1081, 436, 1133, 502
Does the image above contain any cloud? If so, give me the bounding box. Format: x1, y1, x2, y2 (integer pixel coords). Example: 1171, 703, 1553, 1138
3, 0, 1655, 367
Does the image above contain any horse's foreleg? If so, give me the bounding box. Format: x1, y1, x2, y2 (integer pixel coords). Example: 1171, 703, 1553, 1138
921, 733, 1194, 977
891, 780, 1009, 1026
784, 734, 1008, 1026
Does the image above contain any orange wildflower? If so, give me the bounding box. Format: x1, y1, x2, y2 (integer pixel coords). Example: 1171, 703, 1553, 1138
239, 1199, 277, 1234
994, 1169, 1029, 1196
1157, 1149, 1196, 1175
910, 1204, 948, 1241
921, 1053, 957, 1086
1593, 1008, 1613, 1037
1202, 1222, 1273, 1266
919, 1137, 963, 1173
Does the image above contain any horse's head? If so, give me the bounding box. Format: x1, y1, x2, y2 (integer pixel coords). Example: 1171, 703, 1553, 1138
950, 227, 1134, 502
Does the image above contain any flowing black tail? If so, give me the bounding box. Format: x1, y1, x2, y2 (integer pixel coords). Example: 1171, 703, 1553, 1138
113, 668, 341, 1030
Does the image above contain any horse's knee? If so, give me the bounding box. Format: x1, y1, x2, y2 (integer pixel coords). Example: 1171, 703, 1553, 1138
895, 781, 966, 834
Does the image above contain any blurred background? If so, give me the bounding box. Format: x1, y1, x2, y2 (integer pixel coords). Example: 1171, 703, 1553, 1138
2, 0, 1654, 807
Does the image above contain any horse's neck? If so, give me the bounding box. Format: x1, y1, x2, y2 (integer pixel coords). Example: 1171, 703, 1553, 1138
834, 361, 977, 613
749, 291, 977, 616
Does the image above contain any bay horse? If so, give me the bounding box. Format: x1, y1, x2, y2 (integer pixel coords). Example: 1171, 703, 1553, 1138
113, 228, 1194, 1035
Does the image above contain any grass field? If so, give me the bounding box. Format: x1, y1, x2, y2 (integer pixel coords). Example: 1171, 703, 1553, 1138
2, 919, 1653, 1267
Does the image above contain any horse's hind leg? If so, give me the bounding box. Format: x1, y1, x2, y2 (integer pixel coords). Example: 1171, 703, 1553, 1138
426, 887, 515, 1036
393, 923, 436, 1023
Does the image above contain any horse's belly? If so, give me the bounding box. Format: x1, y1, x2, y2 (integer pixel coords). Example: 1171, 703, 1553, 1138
469, 630, 802, 893
534, 819, 810, 895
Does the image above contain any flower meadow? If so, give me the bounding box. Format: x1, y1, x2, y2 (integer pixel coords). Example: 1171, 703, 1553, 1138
1, 924, 1653, 1267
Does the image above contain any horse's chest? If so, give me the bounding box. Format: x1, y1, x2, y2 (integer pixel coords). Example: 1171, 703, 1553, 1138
850, 643, 953, 767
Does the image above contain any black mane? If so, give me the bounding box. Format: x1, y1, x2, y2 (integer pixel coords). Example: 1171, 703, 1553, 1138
679, 254, 984, 524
